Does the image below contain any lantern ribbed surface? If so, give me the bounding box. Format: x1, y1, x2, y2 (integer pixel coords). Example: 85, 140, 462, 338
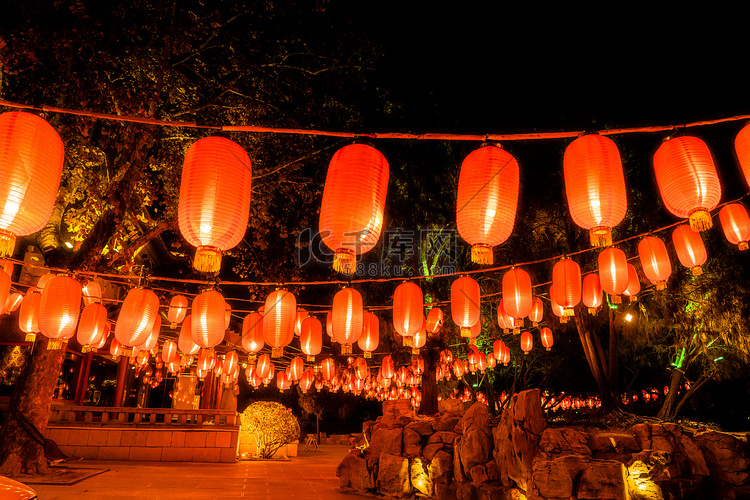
0, 112, 64, 257
39, 276, 81, 340
638, 236, 672, 289
624, 263, 641, 298
540, 327, 554, 351
82, 281, 102, 307
5, 292, 22, 314
300, 316, 322, 360
456, 145, 519, 264
451, 276, 480, 336
0, 269, 10, 313
115, 288, 159, 347
598, 247, 629, 301
381, 355, 395, 379
425, 307, 443, 333
734, 122, 750, 188
502, 268, 532, 319
528, 297, 543, 324
178, 315, 200, 354
77, 303, 108, 346
672, 225, 707, 275
549, 285, 566, 318
262, 289, 296, 357
167, 295, 188, 325
582, 273, 603, 313
289, 357, 304, 381
319, 144, 389, 274
321, 358, 336, 381
332, 287, 363, 348
653, 136, 721, 231
223, 351, 239, 378
161, 340, 178, 364
358, 311, 379, 356
719, 203, 750, 250
178, 136, 252, 273
392, 282, 423, 337
191, 290, 225, 348
563, 134, 627, 247
294, 308, 308, 336
19, 292, 42, 334
241, 312, 265, 354
520, 331, 533, 354
496, 301, 510, 330
256, 354, 271, 379
551, 258, 581, 316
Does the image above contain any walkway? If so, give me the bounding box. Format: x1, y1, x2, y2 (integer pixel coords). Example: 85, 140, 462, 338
30, 445, 371, 500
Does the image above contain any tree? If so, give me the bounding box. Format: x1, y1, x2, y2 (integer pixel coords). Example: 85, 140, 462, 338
240, 401, 300, 459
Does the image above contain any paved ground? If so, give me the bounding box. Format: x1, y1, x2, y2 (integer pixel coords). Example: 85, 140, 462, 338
30, 445, 371, 500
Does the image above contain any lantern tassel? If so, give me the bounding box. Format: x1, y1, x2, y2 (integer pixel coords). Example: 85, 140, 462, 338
470, 244, 493, 265
610, 294, 622, 304
563, 307, 575, 317
333, 249, 356, 275
364, 351, 372, 359
740, 242, 749, 251
0, 230, 16, 258
691, 266, 703, 276
589, 227, 613, 247
271, 347, 284, 358
193, 246, 222, 273
307, 355, 315, 362
403, 336, 413, 347
459, 327, 472, 338
688, 209, 713, 232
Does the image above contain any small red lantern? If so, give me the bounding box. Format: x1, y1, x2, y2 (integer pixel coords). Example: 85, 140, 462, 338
276, 371, 291, 392
115, 288, 160, 347
527, 297, 543, 326
672, 225, 707, 276
178, 315, 200, 355
39, 276, 82, 342
191, 290, 226, 349
451, 276, 480, 337
520, 331, 533, 355
262, 289, 296, 358
638, 236, 672, 290
76, 303, 108, 347
332, 287, 363, 354
358, 311, 379, 358
256, 354, 272, 379
412, 323, 427, 354
161, 340, 179, 364
734, 122, 750, 188
289, 356, 305, 381
241, 312, 265, 355
653, 136, 721, 231
598, 247, 628, 303
321, 358, 336, 381
18, 292, 42, 336
623, 264, 641, 300
223, 351, 239, 378
300, 316, 323, 362
540, 327, 553, 351
381, 355, 395, 380
582, 273, 603, 315
82, 281, 102, 307
319, 144, 389, 274
719, 203, 750, 250
5, 292, 23, 315
299, 370, 315, 393
551, 258, 581, 317
456, 145, 519, 264
178, 137, 252, 273
425, 307, 444, 333
294, 308, 308, 336
502, 267, 532, 321
393, 282, 423, 344
167, 295, 188, 328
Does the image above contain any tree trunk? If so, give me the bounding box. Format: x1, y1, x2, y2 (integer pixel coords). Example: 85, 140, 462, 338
573, 312, 618, 411
656, 368, 683, 420
418, 363, 438, 416
0, 338, 66, 476
673, 374, 711, 418
607, 307, 619, 394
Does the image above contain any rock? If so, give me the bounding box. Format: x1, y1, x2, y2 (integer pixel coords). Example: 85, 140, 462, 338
349, 432, 367, 449
411, 457, 433, 497
694, 430, 750, 486
363, 420, 375, 442
538, 427, 592, 456
336, 450, 375, 493
376, 452, 412, 498
407, 420, 435, 436
428, 430, 459, 446
423, 442, 444, 461
434, 414, 461, 432
368, 426, 403, 457
576, 460, 629, 499
477, 483, 504, 500
383, 399, 413, 419
456, 481, 479, 500
676, 434, 710, 476
469, 464, 488, 487
485, 460, 499, 481
650, 425, 676, 453
395, 415, 413, 428
430, 450, 454, 485
632, 423, 652, 450
435, 482, 457, 500
531, 455, 628, 500
456, 425, 491, 478
439, 398, 463, 414
403, 427, 422, 457
454, 442, 468, 482
459, 402, 491, 435
589, 432, 640, 454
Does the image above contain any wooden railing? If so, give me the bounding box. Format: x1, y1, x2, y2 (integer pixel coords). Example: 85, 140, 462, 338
48, 404, 238, 427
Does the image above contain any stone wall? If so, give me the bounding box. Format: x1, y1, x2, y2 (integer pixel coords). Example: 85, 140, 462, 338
45, 425, 239, 462
336, 389, 750, 499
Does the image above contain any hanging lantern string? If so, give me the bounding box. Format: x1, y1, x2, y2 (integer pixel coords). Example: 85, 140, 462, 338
2, 97, 750, 141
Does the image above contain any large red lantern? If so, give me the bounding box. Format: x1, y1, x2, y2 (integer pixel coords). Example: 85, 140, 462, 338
178, 315, 200, 355
672, 225, 707, 275
719, 203, 750, 250
551, 258, 581, 316
39, 276, 81, 343
300, 316, 323, 361
76, 303, 108, 348
319, 144, 389, 274
563, 134, 627, 246
456, 145, 519, 264
520, 331, 533, 355
178, 137, 252, 273
540, 327, 553, 351
262, 289, 296, 358
115, 288, 160, 347
332, 287, 363, 354
167, 295, 188, 328
734, 122, 750, 188
451, 276, 480, 337
582, 273, 603, 315
358, 311, 379, 358
638, 236, 672, 290
0, 112, 64, 257
191, 290, 226, 348
623, 264, 641, 301
598, 247, 628, 303
653, 136, 721, 231
241, 312, 265, 356
393, 282, 423, 344
502, 268, 532, 321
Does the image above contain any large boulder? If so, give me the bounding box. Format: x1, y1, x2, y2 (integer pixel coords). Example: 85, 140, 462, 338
377, 452, 412, 498
369, 426, 403, 457
336, 450, 375, 493
403, 427, 422, 457
407, 419, 435, 436
538, 427, 592, 457
423, 442, 444, 461
429, 430, 460, 447
430, 450, 454, 485
530, 455, 628, 500
434, 413, 462, 432
694, 430, 750, 486
456, 425, 491, 479
458, 402, 491, 436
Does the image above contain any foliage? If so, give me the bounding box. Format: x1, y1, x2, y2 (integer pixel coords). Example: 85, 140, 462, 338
240, 401, 300, 459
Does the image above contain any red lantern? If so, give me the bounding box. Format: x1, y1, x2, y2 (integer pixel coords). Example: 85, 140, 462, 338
638, 236, 672, 290
76, 303, 108, 347
381, 355, 395, 380
551, 258, 581, 317
451, 276, 480, 337
357, 311, 379, 358
115, 288, 160, 347
178, 315, 200, 355
321, 358, 336, 381
332, 287, 363, 354
527, 297, 543, 326
734, 122, 750, 188
499, 343, 510, 365
319, 144, 389, 274
520, 331, 533, 355
82, 281, 102, 307
582, 273, 603, 314
412, 324, 427, 354
223, 351, 239, 378
456, 145, 519, 264
493, 340, 504, 362
241, 312, 264, 355
137, 313, 161, 352
392, 282, 423, 342
262, 289, 296, 358
256, 354, 272, 380
425, 307, 444, 333
299, 370, 315, 393
563, 134, 627, 247
598, 247, 628, 303
623, 263, 641, 300
289, 356, 305, 381
294, 308, 308, 336
300, 316, 323, 362
0, 112, 64, 257
39, 276, 81, 341
719, 203, 750, 250
672, 225, 707, 276
5, 292, 23, 314
549, 285, 567, 323
161, 340, 179, 364
178, 137, 252, 273
276, 372, 291, 392
540, 327, 553, 351
653, 136, 721, 231
496, 300, 515, 331
452, 359, 465, 378
167, 295, 188, 328
487, 353, 496, 370
191, 290, 226, 348
0, 269, 10, 316
502, 268, 532, 321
